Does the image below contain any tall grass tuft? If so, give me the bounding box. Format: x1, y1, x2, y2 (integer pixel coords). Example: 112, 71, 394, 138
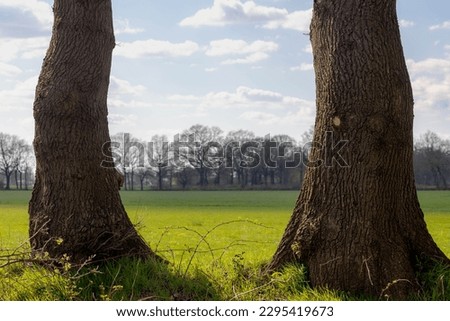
415, 262, 450, 301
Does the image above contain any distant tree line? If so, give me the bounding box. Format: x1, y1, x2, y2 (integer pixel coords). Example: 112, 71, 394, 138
1, 128, 449, 191
414, 131, 450, 189
0, 132, 34, 190
104, 125, 313, 191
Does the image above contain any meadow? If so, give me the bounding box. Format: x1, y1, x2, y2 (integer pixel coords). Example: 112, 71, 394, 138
0, 190, 449, 300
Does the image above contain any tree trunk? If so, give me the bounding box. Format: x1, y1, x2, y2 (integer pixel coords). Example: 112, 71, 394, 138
5, 170, 11, 190
158, 167, 163, 190
167, 173, 170, 189
215, 170, 221, 185
436, 166, 448, 189
130, 169, 134, 190
268, 0, 449, 299
29, 0, 158, 264
24, 168, 28, 190
124, 171, 128, 190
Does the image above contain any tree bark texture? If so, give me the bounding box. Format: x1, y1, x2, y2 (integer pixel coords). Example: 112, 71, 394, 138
268, 0, 449, 299
29, 0, 156, 263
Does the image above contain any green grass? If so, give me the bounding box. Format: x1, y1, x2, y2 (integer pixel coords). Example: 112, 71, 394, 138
1, 190, 448, 259
126, 191, 298, 268
0, 189, 449, 300
417, 191, 450, 256
0, 191, 30, 249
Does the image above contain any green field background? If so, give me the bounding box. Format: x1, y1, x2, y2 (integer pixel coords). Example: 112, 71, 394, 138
1, 190, 449, 267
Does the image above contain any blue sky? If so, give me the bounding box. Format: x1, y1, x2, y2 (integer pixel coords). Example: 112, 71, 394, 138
1, 0, 450, 144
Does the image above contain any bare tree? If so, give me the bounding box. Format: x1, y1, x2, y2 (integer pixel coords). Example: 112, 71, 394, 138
126, 141, 143, 191
0, 133, 28, 190
180, 124, 223, 187
148, 135, 170, 190
175, 167, 195, 189
208, 127, 225, 185
270, 135, 296, 186
135, 166, 151, 191
109, 133, 145, 191
415, 131, 449, 189
225, 130, 256, 186
17, 142, 34, 190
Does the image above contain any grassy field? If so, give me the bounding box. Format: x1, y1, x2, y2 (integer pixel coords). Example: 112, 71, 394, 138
0, 190, 298, 267
0, 190, 449, 300
1, 190, 449, 258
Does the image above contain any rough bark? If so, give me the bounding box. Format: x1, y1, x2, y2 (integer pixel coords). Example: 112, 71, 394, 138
268, 0, 449, 299
29, 0, 158, 264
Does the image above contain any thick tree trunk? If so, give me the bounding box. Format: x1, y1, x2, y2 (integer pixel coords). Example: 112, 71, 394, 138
29, 0, 157, 264
268, 0, 449, 299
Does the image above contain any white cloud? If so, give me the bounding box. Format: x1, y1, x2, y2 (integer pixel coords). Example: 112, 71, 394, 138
108, 98, 152, 110
205, 39, 278, 65
263, 9, 312, 32
406, 58, 450, 135
180, 0, 311, 32
239, 111, 275, 124
0, 37, 49, 62
408, 58, 450, 110
110, 76, 146, 96
108, 76, 152, 111
0, 62, 22, 76
108, 113, 139, 126
114, 19, 144, 35
206, 39, 278, 56
180, 0, 285, 27
0, 0, 53, 31
290, 63, 313, 72
0, 76, 38, 111
407, 58, 450, 75
303, 43, 312, 54
168, 86, 312, 110
114, 39, 200, 59
221, 52, 270, 65
165, 86, 315, 133
238, 86, 283, 102
429, 21, 450, 31
239, 105, 314, 126
399, 19, 415, 28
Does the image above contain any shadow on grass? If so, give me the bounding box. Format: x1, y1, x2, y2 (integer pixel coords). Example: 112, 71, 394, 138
75, 257, 217, 301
